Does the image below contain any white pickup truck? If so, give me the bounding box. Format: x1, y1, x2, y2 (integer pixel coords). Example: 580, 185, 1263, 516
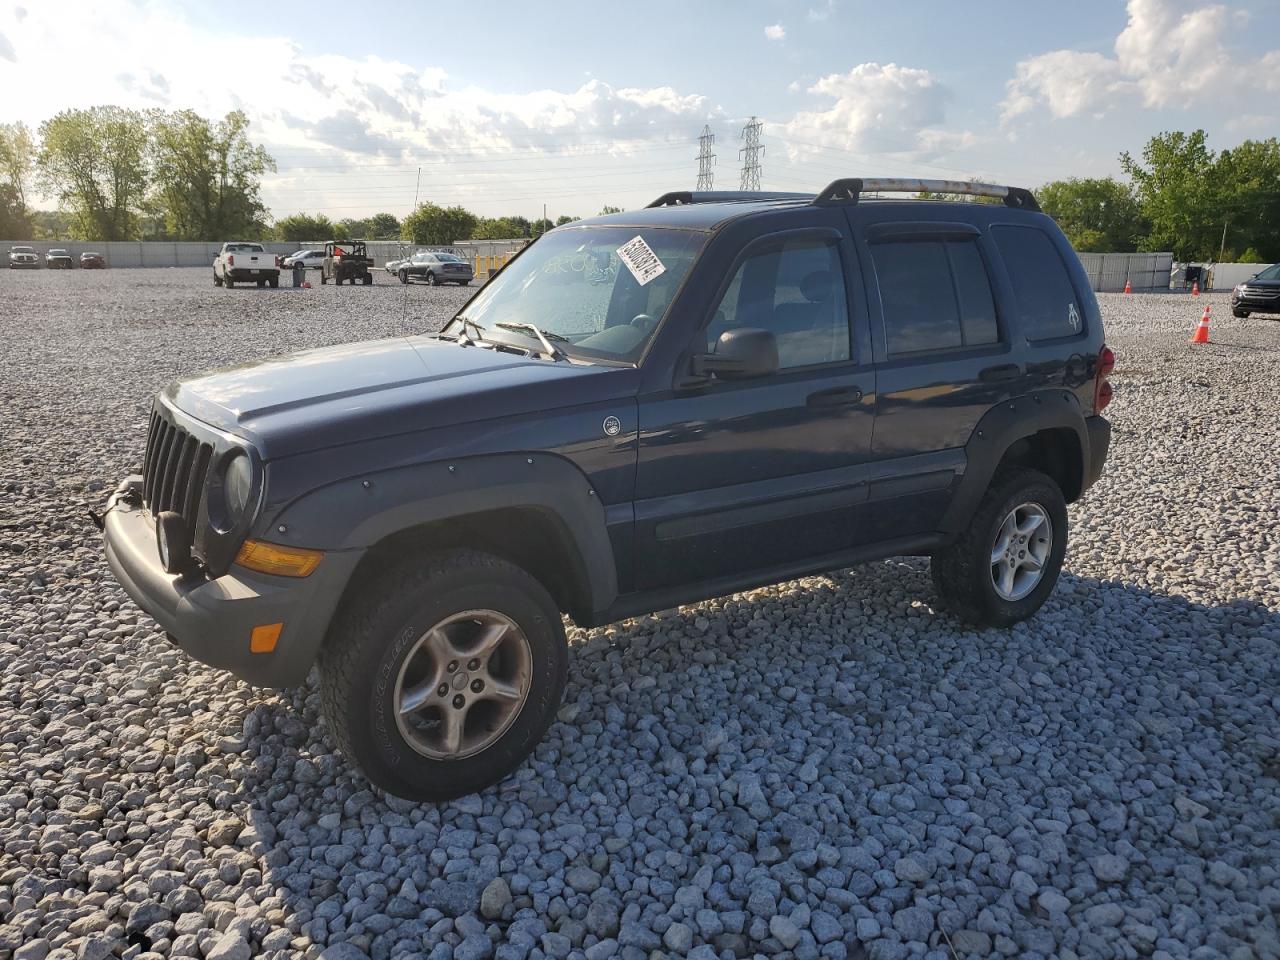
212, 242, 280, 288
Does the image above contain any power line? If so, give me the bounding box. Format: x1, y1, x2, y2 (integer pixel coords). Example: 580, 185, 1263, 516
739, 117, 763, 191
696, 125, 716, 191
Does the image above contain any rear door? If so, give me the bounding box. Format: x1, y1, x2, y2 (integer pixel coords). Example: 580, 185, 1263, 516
848, 208, 1018, 540
632, 213, 877, 590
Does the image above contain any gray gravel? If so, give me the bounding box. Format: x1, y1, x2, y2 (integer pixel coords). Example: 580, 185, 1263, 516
1, 270, 1278, 960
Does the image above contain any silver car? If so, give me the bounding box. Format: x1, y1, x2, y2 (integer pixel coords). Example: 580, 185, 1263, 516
282, 249, 326, 270
395, 251, 475, 286
8, 245, 39, 268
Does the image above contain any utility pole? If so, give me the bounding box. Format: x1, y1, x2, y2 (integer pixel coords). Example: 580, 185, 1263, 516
696, 125, 716, 191
739, 117, 763, 191
1218, 218, 1228, 263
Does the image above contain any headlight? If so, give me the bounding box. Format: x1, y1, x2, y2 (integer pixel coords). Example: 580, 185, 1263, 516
223, 452, 254, 525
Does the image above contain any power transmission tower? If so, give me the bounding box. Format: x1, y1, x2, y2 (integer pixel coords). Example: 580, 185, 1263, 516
739, 117, 763, 191
696, 125, 716, 190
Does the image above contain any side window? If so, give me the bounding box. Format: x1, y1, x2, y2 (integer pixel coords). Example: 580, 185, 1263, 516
707, 238, 851, 369
870, 238, 998, 356
992, 225, 1083, 340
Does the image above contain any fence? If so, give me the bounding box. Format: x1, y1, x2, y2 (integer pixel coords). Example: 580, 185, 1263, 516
2, 238, 530, 275
1207, 262, 1275, 289
1075, 252, 1173, 293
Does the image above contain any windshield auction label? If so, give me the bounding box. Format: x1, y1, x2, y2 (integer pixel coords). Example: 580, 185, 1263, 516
616, 235, 666, 287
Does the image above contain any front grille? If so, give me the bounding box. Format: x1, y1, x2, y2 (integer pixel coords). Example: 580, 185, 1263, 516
1241, 285, 1279, 300
141, 409, 214, 545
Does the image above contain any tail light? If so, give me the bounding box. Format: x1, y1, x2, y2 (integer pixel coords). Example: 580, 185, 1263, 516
1094, 345, 1115, 412
228, 254, 235, 266
275, 255, 282, 268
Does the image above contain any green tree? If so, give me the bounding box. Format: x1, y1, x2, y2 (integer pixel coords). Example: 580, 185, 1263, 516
150, 110, 275, 240
1120, 130, 1219, 260
1036, 177, 1145, 252
531, 217, 554, 237
1238, 247, 1266, 263
598, 205, 623, 215
336, 217, 371, 238
366, 212, 401, 239
555, 215, 580, 226
36, 106, 151, 240
1212, 138, 1280, 262
0, 122, 35, 238
402, 203, 477, 244
274, 212, 335, 242
30, 209, 75, 240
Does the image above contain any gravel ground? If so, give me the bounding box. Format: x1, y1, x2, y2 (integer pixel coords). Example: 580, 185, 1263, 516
1, 269, 1277, 960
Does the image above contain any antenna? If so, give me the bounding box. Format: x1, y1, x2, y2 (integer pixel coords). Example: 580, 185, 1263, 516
401, 165, 422, 323
696, 125, 716, 191
739, 117, 763, 191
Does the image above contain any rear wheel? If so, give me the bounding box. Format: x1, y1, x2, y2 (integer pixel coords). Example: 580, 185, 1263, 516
257, 279, 266, 288
269, 276, 279, 288
225, 276, 235, 288
319, 550, 568, 801
399, 269, 409, 284
931, 467, 1067, 628
213, 273, 223, 287
321, 272, 328, 285
363, 273, 373, 285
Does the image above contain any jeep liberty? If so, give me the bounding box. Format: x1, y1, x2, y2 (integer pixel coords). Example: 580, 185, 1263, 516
101, 179, 1113, 800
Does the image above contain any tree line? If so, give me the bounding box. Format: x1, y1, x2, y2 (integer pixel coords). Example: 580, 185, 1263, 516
4, 109, 1276, 261
1, 107, 274, 241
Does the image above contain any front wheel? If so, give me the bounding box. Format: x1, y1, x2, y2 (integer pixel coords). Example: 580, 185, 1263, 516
399, 269, 409, 284
1233, 309, 1250, 318
213, 273, 223, 287
321, 272, 328, 284
931, 467, 1067, 628
425, 271, 437, 286
319, 550, 568, 801
362, 273, 373, 285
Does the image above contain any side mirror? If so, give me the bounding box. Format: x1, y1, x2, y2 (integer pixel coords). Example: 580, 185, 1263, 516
692, 328, 779, 381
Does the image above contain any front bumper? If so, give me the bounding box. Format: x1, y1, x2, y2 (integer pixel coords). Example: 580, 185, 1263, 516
9, 260, 38, 268
102, 477, 362, 687
1231, 292, 1280, 313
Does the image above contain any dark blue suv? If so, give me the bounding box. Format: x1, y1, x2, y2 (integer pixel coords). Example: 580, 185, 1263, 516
101, 179, 1113, 800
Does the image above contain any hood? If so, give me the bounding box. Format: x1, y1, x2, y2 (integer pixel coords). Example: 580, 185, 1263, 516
167, 334, 636, 459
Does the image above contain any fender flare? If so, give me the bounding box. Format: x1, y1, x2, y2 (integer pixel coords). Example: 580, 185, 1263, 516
264, 452, 618, 613
939, 390, 1089, 534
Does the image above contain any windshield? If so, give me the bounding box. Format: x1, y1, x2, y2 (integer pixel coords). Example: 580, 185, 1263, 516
453, 225, 705, 363
436, 253, 463, 262
50, 249, 67, 254
227, 243, 263, 252
1254, 263, 1280, 281
13, 247, 33, 253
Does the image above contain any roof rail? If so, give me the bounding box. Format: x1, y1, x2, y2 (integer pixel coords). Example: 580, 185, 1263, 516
812, 178, 1040, 212
647, 190, 813, 208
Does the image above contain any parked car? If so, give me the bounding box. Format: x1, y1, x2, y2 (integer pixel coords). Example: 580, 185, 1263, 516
46, 249, 75, 269
80, 252, 106, 269
282, 249, 325, 271
100, 179, 1112, 801
213, 242, 280, 288
321, 239, 374, 285
1230, 262, 1280, 318
384, 254, 412, 275
8, 245, 38, 268
397, 250, 474, 285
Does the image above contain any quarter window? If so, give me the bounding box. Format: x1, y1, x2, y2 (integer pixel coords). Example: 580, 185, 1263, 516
707, 239, 851, 369
992, 225, 1084, 341
871, 238, 999, 356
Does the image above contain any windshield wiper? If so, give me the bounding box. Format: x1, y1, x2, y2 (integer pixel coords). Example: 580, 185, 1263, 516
495, 321, 569, 361
443, 315, 486, 346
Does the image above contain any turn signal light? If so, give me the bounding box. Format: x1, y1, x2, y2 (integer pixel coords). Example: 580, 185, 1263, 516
250, 622, 283, 653
234, 540, 324, 578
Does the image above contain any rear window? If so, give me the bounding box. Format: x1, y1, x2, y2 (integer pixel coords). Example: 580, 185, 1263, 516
870, 238, 999, 356
992, 225, 1083, 340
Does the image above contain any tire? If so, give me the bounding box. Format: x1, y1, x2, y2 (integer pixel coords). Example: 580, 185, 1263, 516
1233, 309, 1249, 318
930, 467, 1068, 628
213, 273, 222, 287
457, 280, 470, 286
269, 277, 279, 288
321, 273, 328, 285
362, 273, 373, 285
426, 271, 437, 286
399, 269, 409, 284
257, 279, 266, 288
225, 276, 235, 288
319, 550, 568, 801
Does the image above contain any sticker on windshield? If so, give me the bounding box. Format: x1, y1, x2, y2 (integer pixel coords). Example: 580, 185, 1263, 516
616, 235, 666, 287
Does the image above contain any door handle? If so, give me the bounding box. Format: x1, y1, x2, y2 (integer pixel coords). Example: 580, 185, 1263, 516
807, 386, 864, 408
979, 363, 1023, 382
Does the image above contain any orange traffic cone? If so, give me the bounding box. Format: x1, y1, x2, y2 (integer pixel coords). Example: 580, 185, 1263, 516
302, 280, 312, 289
1191, 280, 1199, 296
1189, 305, 1211, 344
1123, 279, 1132, 294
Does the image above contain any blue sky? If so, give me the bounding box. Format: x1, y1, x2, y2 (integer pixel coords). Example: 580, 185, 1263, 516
3, 0, 1279, 221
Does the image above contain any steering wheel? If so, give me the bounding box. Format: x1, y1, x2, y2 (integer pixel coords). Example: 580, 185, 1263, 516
630, 313, 656, 331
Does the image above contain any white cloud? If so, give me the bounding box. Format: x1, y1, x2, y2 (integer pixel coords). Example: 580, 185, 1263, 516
765, 23, 786, 40
780, 62, 963, 156
0, 0, 710, 213
1003, 0, 1279, 120
807, 0, 836, 21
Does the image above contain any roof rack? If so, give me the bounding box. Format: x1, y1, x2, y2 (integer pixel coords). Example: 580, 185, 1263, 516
812, 178, 1040, 212
647, 190, 813, 208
